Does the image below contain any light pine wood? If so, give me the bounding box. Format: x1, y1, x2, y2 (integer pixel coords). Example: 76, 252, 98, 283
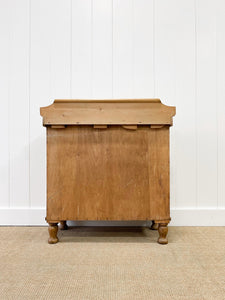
51, 125, 66, 129
40, 99, 175, 126
157, 223, 168, 245
41, 99, 175, 244
59, 221, 68, 230
150, 221, 159, 230
48, 222, 58, 244
93, 125, 108, 129
46, 126, 170, 221
122, 125, 138, 130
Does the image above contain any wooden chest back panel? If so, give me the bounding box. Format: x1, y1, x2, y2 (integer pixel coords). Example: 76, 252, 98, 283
47, 125, 169, 221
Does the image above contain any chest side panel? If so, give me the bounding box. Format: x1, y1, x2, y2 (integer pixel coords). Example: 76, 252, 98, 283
148, 127, 170, 221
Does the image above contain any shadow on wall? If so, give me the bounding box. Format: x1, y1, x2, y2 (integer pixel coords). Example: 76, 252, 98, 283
29, 134, 46, 208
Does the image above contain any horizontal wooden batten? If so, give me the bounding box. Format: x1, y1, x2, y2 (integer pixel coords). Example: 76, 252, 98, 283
122, 125, 138, 130
40, 99, 176, 126
51, 125, 66, 129
93, 125, 108, 129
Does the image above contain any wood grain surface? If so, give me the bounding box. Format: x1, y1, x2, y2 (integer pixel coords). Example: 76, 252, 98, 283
40, 99, 176, 126
46, 125, 170, 222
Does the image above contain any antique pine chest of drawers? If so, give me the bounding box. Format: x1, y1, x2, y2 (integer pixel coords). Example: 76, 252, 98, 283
40, 99, 175, 244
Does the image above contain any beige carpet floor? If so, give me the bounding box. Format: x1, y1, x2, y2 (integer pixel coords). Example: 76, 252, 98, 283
0, 226, 224, 300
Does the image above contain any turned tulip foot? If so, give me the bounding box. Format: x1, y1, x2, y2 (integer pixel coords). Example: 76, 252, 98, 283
59, 221, 68, 230
48, 222, 59, 244
157, 223, 168, 245
150, 221, 159, 230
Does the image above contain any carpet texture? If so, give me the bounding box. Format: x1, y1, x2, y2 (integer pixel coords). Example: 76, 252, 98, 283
0, 226, 224, 300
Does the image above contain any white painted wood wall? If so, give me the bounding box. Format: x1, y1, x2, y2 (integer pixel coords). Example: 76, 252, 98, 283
0, 0, 225, 225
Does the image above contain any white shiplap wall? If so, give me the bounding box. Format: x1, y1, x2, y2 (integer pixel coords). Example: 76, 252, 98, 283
0, 0, 225, 225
